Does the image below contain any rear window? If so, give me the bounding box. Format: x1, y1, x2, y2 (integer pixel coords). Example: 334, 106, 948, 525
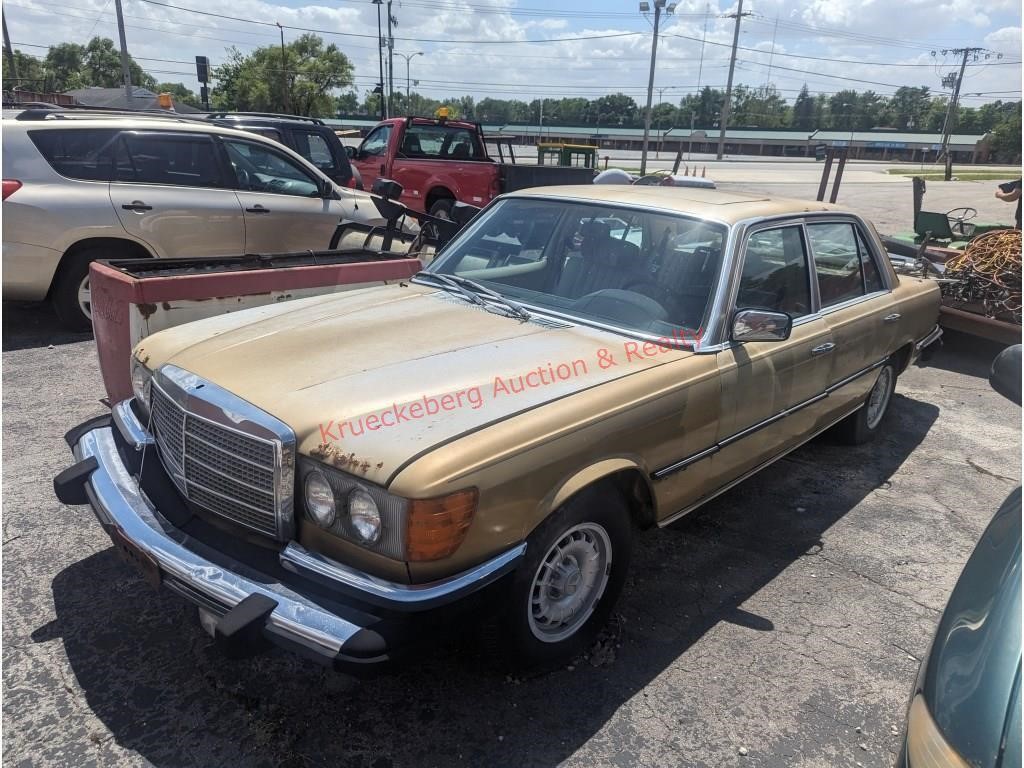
400, 124, 481, 160
28, 129, 123, 181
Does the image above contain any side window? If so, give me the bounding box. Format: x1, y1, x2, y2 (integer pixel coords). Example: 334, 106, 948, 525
121, 133, 224, 188
737, 226, 812, 317
28, 129, 124, 181
360, 125, 391, 157
222, 139, 320, 197
857, 229, 885, 293
299, 133, 334, 169
243, 127, 283, 143
807, 222, 866, 307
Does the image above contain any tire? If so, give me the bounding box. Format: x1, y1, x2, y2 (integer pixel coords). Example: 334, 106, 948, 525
835, 360, 897, 445
497, 485, 633, 670
50, 248, 101, 332
428, 198, 455, 220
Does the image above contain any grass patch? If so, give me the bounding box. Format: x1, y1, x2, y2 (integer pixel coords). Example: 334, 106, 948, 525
885, 169, 1014, 181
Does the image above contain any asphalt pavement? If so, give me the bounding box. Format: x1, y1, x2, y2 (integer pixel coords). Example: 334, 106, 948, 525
2, 298, 1020, 768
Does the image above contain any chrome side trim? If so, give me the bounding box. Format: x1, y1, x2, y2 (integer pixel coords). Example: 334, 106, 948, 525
657, 403, 865, 528
112, 399, 154, 449
915, 324, 943, 351
652, 356, 887, 480
73, 427, 361, 654
280, 542, 527, 611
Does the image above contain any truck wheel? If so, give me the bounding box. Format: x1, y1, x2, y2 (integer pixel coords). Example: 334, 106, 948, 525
51, 249, 100, 332
499, 485, 632, 669
835, 360, 897, 445
428, 198, 455, 220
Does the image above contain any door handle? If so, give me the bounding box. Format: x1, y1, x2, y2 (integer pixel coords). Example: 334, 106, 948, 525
811, 342, 836, 356
883, 313, 902, 323
121, 201, 152, 211
245, 205, 270, 214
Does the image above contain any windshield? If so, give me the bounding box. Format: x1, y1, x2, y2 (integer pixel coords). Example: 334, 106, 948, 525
428, 197, 727, 338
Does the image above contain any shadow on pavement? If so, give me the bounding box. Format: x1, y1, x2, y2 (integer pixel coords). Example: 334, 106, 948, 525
921, 328, 1015, 380
2, 302, 91, 352
39, 391, 939, 768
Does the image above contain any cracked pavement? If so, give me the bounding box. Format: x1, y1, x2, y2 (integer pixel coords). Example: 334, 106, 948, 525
3, 301, 1020, 768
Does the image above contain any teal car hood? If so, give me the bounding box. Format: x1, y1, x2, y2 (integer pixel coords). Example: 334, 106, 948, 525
923, 487, 1022, 767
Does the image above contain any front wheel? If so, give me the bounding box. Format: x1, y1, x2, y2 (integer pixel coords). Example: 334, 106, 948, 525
428, 198, 455, 220
498, 485, 632, 669
835, 360, 897, 444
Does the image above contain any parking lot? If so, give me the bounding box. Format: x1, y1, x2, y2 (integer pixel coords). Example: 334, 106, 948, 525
3, 296, 1019, 766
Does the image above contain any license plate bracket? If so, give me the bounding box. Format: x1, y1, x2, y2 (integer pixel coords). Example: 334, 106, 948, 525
110, 527, 162, 589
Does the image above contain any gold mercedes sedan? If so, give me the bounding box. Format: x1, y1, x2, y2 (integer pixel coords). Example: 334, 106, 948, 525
56, 186, 942, 669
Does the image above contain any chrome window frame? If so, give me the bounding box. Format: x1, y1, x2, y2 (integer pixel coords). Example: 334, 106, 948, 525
421, 193, 734, 353
151, 364, 297, 541
700, 211, 896, 351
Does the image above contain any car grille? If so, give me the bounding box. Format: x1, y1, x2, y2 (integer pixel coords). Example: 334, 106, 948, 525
151, 384, 281, 538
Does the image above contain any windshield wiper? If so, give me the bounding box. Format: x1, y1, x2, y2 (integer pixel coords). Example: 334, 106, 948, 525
436, 273, 532, 322
414, 271, 487, 309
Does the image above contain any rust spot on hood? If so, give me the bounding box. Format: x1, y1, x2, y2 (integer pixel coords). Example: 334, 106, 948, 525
309, 443, 379, 475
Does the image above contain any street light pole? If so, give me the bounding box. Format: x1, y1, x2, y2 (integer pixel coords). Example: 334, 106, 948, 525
716, 0, 749, 160
639, 1, 673, 176
276, 22, 288, 113
396, 51, 423, 116
372, 0, 385, 120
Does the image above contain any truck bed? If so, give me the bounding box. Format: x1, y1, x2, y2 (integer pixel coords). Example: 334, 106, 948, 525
500, 164, 595, 193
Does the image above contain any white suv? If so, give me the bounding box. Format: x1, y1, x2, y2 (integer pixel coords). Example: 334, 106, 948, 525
3, 111, 386, 329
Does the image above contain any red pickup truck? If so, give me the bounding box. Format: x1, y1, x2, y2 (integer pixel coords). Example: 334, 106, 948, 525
348, 116, 595, 216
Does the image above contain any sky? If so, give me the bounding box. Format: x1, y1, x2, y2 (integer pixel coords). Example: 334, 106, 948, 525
5, 0, 1022, 109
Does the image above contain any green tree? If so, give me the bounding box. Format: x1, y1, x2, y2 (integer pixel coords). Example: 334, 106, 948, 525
790, 85, 815, 131
990, 109, 1022, 163
2, 50, 47, 93
336, 90, 359, 115
44, 42, 86, 91
80, 37, 156, 90
885, 86, 931, 130
589, 93, 638, 126
212, 34, 353, 117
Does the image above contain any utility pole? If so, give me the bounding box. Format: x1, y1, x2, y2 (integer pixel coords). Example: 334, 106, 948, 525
937, 47, 984, 180
276, 23, 288, 113
2, 12, 18, 84
716, 0, 750, 160
639, 0, 673, 176
113, 0, 133, 103
386, 1, 396, 114
688, 3, 708, 160
373, 0, 385, 120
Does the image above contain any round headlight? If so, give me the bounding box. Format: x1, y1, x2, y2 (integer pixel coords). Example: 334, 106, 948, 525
304, 472, 336, 528
131, 361, 152, 410
348, 487, 382, 543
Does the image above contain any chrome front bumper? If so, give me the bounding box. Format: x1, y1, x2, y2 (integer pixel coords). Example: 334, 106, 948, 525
59, 402, 525, 666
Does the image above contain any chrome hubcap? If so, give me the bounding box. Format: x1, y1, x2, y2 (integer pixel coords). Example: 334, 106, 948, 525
866, 366, 893, 429
78, 275, 92, 320
528, 522, 611, 643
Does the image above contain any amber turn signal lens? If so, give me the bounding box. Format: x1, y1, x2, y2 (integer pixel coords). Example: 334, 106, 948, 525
405, 489, 478, 561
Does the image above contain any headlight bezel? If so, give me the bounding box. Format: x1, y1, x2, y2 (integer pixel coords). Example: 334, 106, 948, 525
130, 358, 153, 416
297, 457, 407, 559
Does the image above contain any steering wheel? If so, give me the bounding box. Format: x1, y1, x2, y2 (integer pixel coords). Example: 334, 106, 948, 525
236, 168, 250, 190
946, 207, 978, 238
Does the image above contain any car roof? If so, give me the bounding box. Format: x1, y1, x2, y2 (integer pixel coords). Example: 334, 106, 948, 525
5, 115, 281, 141
508, 184, 845, 224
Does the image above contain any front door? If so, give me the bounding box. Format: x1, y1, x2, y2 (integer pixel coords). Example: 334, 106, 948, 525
806, 219, 896, 419
109, 131, 245, 257
221, 137, 344, 253
352, 124, 393, 193
710, 222, 837, 486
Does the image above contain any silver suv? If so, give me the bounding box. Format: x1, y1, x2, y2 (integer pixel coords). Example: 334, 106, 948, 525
2, 111, 384, 329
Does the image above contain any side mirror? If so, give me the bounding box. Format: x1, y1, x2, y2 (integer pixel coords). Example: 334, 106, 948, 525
345, 145, 356, 159
990, 344, 1022, 406
731, 308, 792, 343
371, 177, 403, 201
320, 180, 335, 199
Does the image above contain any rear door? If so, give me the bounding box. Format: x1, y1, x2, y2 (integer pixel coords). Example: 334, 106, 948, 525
220, 136, 342, 253
290, 128, 354, 188
805, 218, 896, 419
109, 131, 245, 257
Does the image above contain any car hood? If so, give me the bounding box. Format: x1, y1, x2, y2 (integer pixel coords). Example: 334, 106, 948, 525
136, 283, 691, 486
922, 487, 1022, 768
